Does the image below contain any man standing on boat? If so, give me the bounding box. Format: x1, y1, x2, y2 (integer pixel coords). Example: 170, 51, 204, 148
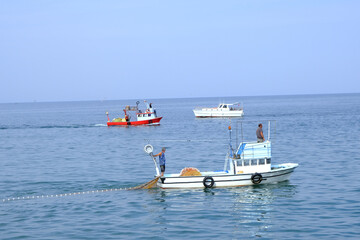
256, 123, 265, 142
154, 147, 166, 176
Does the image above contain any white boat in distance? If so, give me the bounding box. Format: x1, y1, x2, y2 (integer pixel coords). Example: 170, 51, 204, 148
144, 121, 298, 189
193, 103, 244, 118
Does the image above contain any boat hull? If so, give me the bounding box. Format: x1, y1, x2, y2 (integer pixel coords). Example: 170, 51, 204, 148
157, 163, 298, 189
107, 117, 162, 126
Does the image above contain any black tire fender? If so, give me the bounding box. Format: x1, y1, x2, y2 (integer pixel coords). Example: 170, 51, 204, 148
203, 176, 215, 188
251, 173, 263, 184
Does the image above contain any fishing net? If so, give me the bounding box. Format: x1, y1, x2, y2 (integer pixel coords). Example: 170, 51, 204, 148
130, 176, 160, 190
112, 118, 124, 122
179, 167, 202, 176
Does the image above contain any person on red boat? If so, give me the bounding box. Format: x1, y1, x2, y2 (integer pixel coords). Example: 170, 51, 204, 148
153, 147, 166, 176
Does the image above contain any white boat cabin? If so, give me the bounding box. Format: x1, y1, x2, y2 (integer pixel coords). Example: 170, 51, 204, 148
136, 101, 158, 121
217, 103, 243, 111
195, 103, 243, 112
231, 141, 272, 174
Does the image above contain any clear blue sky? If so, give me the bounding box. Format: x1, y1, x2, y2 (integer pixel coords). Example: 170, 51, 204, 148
0, 0, 359, 103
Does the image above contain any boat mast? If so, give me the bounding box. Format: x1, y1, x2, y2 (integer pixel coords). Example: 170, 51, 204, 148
228, 125, 233, 157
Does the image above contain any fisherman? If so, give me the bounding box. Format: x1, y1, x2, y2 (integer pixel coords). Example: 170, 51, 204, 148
256, 123, 265, 142
153, 147, 166, 176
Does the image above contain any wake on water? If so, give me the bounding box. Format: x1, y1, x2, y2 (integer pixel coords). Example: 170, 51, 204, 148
0, 123, 108, 130
94, 123, 107, 127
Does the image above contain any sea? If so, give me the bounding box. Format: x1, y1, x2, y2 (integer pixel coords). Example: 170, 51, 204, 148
0, 94, 359, 239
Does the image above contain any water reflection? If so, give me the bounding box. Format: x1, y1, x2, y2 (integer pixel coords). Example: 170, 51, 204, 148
229, 182, 297, 238
144, 182, 297, 239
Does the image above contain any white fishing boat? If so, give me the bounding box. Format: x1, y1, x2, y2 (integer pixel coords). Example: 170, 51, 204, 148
143, 121, 298, 189
193, 103, 244, 118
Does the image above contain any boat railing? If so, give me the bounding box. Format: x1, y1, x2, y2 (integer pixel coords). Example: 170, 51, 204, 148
194, 104, 243, 110
137, 111, 155, 115
194, 106, 217, 110
229, 106, 243, 111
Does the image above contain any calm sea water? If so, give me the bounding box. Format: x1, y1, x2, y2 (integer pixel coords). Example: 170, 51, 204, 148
0, 94, 359, 239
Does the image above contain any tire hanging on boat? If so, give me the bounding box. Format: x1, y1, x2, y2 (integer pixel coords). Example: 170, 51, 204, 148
203, 176, 215, 188
251, 173, 263, 184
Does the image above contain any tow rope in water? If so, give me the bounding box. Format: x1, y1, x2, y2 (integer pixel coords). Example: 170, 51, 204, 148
144, 139, 226, 142
2, 188, 127, 203
2, 177, 161, 203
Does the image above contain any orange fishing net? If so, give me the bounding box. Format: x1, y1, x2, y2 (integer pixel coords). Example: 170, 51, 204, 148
179, 167, 202, 176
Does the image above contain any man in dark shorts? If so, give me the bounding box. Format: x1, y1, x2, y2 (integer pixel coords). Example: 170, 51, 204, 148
256, 123, 265, 142
154, 147, 166, 176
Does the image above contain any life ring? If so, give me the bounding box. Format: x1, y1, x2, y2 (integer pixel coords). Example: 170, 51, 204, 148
251, 173, 263, 184
203, 176, 215, 188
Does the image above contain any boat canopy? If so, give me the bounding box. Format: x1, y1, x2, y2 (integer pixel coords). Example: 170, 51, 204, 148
236, 141, 271, 159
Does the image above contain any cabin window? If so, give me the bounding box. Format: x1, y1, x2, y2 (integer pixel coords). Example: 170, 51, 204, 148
236, 160, 242, 166
223, 105, 227, 108
148, 114, 151, 117
251, 159, 257, 166
243, 159, 250, 166
259, 159, 265, 165
266, 158, 271, 164
219, 105, 223, 108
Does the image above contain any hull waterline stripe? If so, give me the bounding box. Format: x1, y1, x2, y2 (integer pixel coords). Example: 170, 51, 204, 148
159, 170, 294, 185
161, 166, 296, 180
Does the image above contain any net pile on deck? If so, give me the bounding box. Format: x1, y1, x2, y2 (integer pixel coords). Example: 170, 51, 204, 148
179, 167, 202, 176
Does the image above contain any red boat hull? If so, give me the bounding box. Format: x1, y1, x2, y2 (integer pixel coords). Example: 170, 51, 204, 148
107, 117, 162, 126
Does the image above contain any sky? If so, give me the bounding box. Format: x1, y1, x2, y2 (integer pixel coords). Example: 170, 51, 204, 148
0, 0, 359, 103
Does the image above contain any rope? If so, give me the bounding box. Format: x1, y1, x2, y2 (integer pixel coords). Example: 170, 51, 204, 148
144, 139, 226, 142
2, 177, 162, 203
1, 187, 130, 203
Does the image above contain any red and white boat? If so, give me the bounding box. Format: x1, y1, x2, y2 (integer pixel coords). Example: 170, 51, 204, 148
106, 101, 162, 126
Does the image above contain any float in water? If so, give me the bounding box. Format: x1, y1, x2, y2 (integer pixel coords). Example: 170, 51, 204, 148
106, 100, 162, 126
143, 121, 298, 189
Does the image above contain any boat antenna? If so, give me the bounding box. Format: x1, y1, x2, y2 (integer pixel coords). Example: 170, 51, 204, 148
236, 121, 238, 148
228, 125, 233, 157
